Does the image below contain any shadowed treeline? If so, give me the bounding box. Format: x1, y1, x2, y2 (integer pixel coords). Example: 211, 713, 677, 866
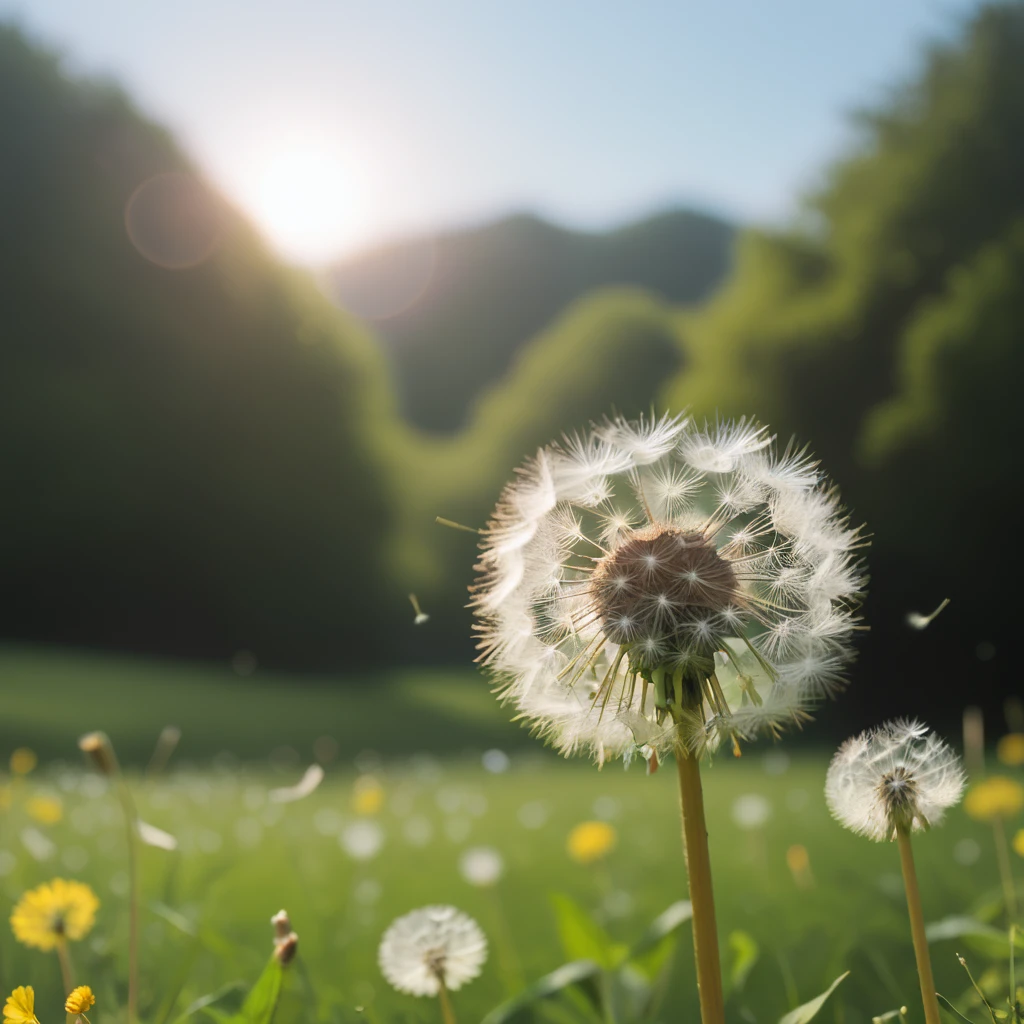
1, 4, 1022, 729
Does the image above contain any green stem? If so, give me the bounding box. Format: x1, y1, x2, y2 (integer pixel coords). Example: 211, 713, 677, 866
437, 976, 457, 1024
115, 778, 141, 1024
993, 818, 1019, 924
56, 939, 74, 994
675, 744, 725, 1024
485, 887, 524, 995
896, 827, 941, 1024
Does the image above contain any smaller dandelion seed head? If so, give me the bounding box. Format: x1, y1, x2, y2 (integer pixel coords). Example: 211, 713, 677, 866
378, 907, 487, 998
825, 720, 965, 842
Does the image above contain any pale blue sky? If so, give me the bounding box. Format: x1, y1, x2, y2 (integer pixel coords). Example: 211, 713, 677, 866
2, 0, 983, 261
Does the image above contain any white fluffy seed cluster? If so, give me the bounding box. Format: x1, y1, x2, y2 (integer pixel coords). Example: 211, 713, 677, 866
378, 905, 488, 997
825, 719, 966, 842
472, 413, 865, 761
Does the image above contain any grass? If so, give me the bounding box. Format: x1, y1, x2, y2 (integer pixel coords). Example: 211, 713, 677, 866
0, 647, 1019, 1021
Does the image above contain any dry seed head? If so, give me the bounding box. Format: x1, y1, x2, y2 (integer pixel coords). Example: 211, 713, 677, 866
77, 732, 118, 777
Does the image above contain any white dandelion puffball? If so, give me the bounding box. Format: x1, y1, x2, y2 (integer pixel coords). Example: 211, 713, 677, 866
825, 719, 966, 842
472, 413, 865, 761
459, 846, 505, 887
378, 905, 488, 997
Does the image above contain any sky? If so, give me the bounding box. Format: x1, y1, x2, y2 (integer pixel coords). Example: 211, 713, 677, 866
1, 0, 984, 263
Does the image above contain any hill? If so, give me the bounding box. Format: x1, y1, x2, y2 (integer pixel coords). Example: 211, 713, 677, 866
325, 209, 733, 432
0, 25, 403, 668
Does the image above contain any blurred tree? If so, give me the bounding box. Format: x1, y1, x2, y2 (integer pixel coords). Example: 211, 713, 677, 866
662, 1, 1024, 724
0, 26, 403, 668
327, 209, 732, 433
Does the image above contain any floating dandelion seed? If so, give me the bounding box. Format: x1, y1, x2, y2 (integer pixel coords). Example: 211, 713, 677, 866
378, 906, 487, 998
268, 764, 324, 804
3, 987, 39, 1024
409, 594, 430, 625
905, 598, 950, 630
10, 879, 99, 951
826, 720, 965, 842
472, 413, 865, 762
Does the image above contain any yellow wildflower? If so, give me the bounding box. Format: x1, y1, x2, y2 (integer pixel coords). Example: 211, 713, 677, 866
964, 776, 1024, 823
9, 750, 36, 776
567, 821, 617, 864
997, 733, 1024, 767
64, 987, 95, 1015
1014, 829, 1024, 859
26, 796, 63, 825
352, 775, 384, 816
10, 879, 99, 951
3, 987, 39, 1024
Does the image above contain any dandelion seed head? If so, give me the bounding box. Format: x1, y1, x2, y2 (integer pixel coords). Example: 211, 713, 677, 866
825, 720, 965, 841
378, 906, 487, 997
473, 412, 865, 762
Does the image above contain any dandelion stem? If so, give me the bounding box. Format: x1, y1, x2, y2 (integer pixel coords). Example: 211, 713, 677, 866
896, 826, 941, 1024
992, 818, 1019, 923
56, 938, 74, 993
675, 744, 725, 1024
114, 778, 141, 1024
436, 976, 457, 1024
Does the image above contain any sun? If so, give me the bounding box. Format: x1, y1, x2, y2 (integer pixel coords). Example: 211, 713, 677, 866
236, 138, 371, 264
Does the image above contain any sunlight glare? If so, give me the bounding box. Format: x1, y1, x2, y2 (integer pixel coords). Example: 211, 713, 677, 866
238, 139, 371, 264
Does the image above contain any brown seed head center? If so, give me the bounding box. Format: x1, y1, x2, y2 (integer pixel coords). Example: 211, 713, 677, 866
591, 526, 738, 648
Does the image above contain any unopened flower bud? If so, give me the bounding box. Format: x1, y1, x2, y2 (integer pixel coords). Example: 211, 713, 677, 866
78, 732, 119, 777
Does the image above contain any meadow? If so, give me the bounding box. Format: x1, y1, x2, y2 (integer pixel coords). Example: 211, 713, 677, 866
0, 648, 1017, 1022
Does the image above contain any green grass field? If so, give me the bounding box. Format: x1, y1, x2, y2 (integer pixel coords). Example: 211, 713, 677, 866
0, 647, 1019, 1022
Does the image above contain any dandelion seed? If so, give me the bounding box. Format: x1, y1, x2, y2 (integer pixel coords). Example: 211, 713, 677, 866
3, 987, 39, 1024
268, 764, 324, 804
409, 594, 430, 625
10, 879, 99, 951
567, 821, 617, 864
825, 720, 965, 842
378, 906, 487, 997
904, 598, 949, 630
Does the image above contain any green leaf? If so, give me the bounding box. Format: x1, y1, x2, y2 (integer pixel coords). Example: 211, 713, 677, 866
549, 893, 626, 970
728, 930, 760, 993
630, 901, 693, 958
173, 983, 246, 1024
480, 961, 602, 1024
778, 971, 850, 1024
926, 916, 1024, 959
231, 956, 283, 1024
935, 993, 978, 1023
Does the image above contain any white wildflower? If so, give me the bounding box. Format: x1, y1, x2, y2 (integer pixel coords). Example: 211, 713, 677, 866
378, 905, 487, 996
472, 412, 865, 761
459, 846, 504, 887
825, 719, 965, 841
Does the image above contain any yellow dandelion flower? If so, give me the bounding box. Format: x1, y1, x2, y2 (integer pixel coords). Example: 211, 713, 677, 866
9, 750, 37, 777
352, 775, 384, 816
997, 733, 1024, 767
26, 796, 63, 825
10, 879, 100, 951
65, 986, 95, 1015
3, 987, 39, 1024
964, 776, 1024, 823
567, 821, 617, 865
1014, 828, 1024, 859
